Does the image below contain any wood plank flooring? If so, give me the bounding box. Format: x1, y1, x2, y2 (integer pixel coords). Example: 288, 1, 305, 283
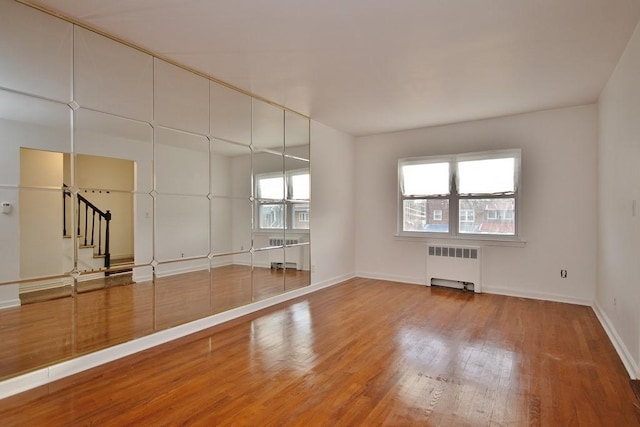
0, 278, 639, 425
0, 265, 310, 380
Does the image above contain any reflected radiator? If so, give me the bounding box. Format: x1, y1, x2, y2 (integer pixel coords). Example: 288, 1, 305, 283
268, 238, 303, 270
426, 245, 482, 292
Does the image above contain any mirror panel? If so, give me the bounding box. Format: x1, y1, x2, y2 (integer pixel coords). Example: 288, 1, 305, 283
18, 187, 74, 280
0, 90, 71, 187
252, 99, 284, 152
134, 193, 154, 268
285, 111, 310, 159
252, 248, 285, 300
210, 82, 251, 145
74, 27, 153, 122
211, 255, 252, 313
211, 197, 252, 256
75, 278, 153, 353
0, 2, 311, 384
154, 259, 211, 330
154, 59, 209, 135
211, 139, 251, 198
285, 244, 311, 291
154, 127, 209, 196
0, 187, 19, 285
74, 108, 153, 193
0, 1, 72, 103
155, 194, 210, 262
0, 281, 74, 378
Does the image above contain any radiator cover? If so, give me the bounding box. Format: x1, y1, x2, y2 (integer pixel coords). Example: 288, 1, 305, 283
426, 245, 482, 292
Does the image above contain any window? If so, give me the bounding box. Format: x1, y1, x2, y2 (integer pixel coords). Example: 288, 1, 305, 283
399, 149, 520, 237
256, 169, 310, 230
460, 209, 475, 222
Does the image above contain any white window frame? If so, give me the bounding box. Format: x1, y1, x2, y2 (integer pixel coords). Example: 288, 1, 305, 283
433, 209, 442, 221
460, 209, 475, 223
398, 149, 521, 239
255, 169, 310, 232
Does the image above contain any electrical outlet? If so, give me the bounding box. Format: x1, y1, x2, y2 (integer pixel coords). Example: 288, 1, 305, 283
560, 269, 567, 278
614, 297, 617, 307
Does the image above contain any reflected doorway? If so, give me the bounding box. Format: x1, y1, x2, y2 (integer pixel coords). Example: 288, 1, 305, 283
19, 148, 135, 302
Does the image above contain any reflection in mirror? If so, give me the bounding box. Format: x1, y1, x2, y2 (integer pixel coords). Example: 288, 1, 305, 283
0, 1, 311, 386
210, 82, 252, 146
211, 197, 252, 255
155, 127, 209, 196
252, 248, 285, 301
74, 108, 153, 193
252, 99, 284, 152
154, 259, 211, 330
285, 244, 311, 291
155, 194, 210, 262
154, 58, 209, 135
0, 0, 73, 103
211, 254, 252, 313
74, 26, 153, 123
75, 278, 153, 353
0, 89, 71, 187
211, 139, 251, 198
285, 111, 310, 159
253, 151, 285, 250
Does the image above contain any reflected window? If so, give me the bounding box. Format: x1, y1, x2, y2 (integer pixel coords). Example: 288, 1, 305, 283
258, 204, 285, 229
256, 169, 309, 230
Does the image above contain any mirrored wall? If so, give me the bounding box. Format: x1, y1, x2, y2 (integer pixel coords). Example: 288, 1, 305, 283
0, 1, 310, 380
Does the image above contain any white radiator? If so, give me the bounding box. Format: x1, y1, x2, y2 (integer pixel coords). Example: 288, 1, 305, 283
426, 245, 482, 292
268, 238, 304, 270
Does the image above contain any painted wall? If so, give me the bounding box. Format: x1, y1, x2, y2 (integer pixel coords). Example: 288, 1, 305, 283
19, 149, 64, 278
310, 121, 357, 285
355, 105, 598, 305
597, 19, 640, 378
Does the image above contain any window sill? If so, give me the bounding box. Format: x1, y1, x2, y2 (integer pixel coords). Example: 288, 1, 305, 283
393, 233, 526, 248
253, 230, 310, 235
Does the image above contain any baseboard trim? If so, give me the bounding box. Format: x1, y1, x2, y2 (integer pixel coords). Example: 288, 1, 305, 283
0, 272, 354, 400
592, 300, 639, 379
356, 271, 426, 286
0, 298, 21, 310
482, 286, 592, 306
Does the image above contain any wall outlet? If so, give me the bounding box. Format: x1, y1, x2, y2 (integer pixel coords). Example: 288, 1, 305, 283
560, 269, 567, 278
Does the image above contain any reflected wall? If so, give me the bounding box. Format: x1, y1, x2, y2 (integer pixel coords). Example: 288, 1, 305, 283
0, 1, 310, 380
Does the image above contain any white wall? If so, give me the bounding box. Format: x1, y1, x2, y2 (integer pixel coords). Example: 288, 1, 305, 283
310, 121, 357, 285
355, 105, 598, 305
19, 149, 64, 278
597, 19, 640, 378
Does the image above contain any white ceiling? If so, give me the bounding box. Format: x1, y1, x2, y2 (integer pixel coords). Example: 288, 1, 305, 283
31, 0, 640, 136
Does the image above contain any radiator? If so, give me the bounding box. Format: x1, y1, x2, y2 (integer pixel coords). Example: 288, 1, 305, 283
268, 238, 299, 246
426, 245, 482, 292
268, 238, 303, 270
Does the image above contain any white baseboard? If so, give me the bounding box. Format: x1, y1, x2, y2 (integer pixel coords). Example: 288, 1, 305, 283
356, 271, 426, 286
592, 300, 638, 379
20, 277, 74, 294
482, 286, 592, 306
0, 298, 20, 309
0, 272, 354, 399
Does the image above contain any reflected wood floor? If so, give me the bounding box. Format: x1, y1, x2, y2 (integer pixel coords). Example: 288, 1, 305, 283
1, 278, 639, 425
0, 265, 310, 380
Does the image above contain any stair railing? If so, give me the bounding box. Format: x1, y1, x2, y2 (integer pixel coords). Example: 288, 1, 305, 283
63, 185, 111, 270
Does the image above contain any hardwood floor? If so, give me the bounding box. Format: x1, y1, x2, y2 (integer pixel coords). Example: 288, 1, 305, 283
0, 278, 638, 425
0, 265, 310, 380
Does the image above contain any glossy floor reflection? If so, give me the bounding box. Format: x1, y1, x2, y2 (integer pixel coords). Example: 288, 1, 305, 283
0, 265, 310, 380
0, 278, 638, 425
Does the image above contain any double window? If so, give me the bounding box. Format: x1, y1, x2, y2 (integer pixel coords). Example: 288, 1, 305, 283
256, 169, 310, 230
399, 149, 520, 237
